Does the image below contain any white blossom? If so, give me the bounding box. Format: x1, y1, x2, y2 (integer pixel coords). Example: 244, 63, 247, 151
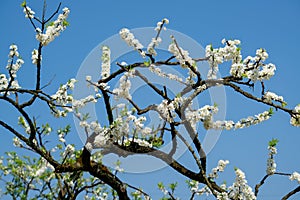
263, 91, 284, 104
35, 7, 70, 46
209, 159, 229, 179
23, 6, 35, 18
266, 145, 277, 174
31, 49, 40, 65
112, 71, 134, 100
289, 172, 300, 184
119, 28, 145, 57
228, 168, 256, 200
169, 36, 195, 68
101, 46, 111, 79
290, 104, 300, 126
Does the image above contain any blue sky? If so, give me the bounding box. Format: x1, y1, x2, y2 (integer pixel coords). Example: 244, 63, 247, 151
1, 0, 300, 199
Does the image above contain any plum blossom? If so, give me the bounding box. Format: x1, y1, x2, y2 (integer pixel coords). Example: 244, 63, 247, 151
31, 49, 40, 65
119, 28, 145, 57
112, 71, 134, 100
101, 46, 110, 79
169, 36, 195, 68
23, 5, 35, 18
35, 7, 70, 46
290, 104, 300, 126
266, 145, 277, 174
147, 18, 169, 56
209, 159, 229, 179
228, 168, 256, 200
210, 110, 272, 130
289, 172, 300, 184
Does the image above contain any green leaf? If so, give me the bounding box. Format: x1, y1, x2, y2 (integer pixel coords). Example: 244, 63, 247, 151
210, 44, 213, 51
269, 138, 279, 147
157, 182, 165, 190
143, 60, 150, 67
268, 107, 274, 115
21, 1, 26, 7
62, 19, 70, 27
281, 102, 287, 107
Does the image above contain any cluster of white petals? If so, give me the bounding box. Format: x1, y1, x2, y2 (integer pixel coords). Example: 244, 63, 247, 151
13, 137, 22, 147
169, 36, 195, 68
0, 45, 23, 94
51, 78, 76, 106
263, 91, 285, 104
209, 110, 272, 130
206, 39, 276, 81
7, 45, 24, 79
119, 28, 145, 57
209, 160, 230, 179
149, 64, 184, 83
289, 172, 300, 184
50, 78, 99, 118
147, 18, 169, 56
113, 71, 135, 100
35, 7, 70, 46
112, 105, 153, 141
156, 99, 176, 123
62, 144, 75, 158
0, 74, 9, 94
31, 49, 40, 65
266, 145, 277, 174
186, 105, 218, 130
206, 39, 241, 79
228, 168, 256, 200
101, 46, 110, 79
23, 6, 35, 18
290, 104, 300, 126
123, 138, 152, 148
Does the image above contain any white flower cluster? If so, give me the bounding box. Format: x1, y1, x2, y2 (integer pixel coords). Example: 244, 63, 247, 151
23, 6, 35, 18
13, 137, 22, 147
228, 168, 256, 200
263, 91, 285, 104
62, 144, 75, 158
147, 18, 169, 56
51, 79, 76, 106
149, 64, 184, 83
72, 95, 97, 110
36, 7, 70, 46
123, 138, 152, 148
210, 110, 272, 130
290, 104, 300, 127
209, 160, 229, 179
31, 49, 41, 65
206, 39, 241, 79
34, 158, 55, 177
119, 28, 145, 57
113, 71, 134, 100
101, 46, 110, 79
3, 45, 23, 91
238, 50, 275, 81
156, 99, 176, 123
206, 39, 276, 81
112, 105, 153, 143
266, 145, 277, 174
289, 172, 300, 184
82, 121, 110, 149
169, 36, 196, 68
186, 105, 218, 131
186, 180, 212, 197
0, 74, 9, 94
51, 79, 79, 117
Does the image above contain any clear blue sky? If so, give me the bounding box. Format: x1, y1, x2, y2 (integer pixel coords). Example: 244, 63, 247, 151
0, 0, 300, 199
